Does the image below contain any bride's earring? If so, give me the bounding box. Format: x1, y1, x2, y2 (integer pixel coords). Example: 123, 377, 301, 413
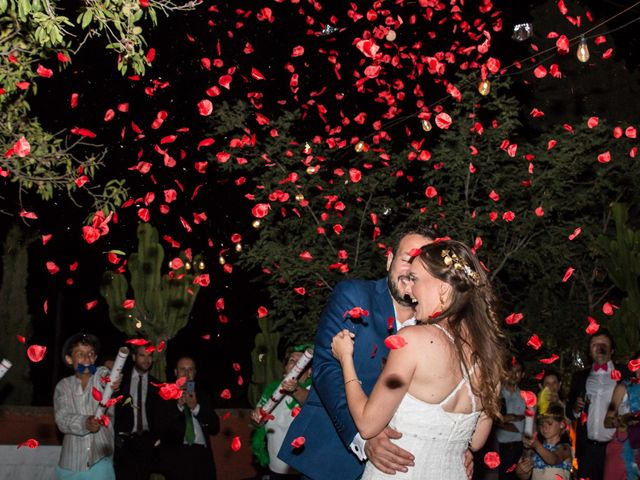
438, 289, 446, 312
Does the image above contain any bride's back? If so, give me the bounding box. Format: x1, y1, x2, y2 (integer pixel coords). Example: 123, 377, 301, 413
399, 322, 480, 414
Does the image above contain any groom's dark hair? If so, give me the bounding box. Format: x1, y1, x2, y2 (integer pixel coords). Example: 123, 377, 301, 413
391, 225, 437, 256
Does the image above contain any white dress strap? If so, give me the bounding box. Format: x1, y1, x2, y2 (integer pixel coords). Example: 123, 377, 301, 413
432, 323, 479, 412
432, 323, 454, 342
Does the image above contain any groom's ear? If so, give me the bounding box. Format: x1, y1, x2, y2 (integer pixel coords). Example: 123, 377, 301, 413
386, 251, 394, 271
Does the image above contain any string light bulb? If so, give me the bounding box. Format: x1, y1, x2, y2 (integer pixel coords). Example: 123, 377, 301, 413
576, 37, 590, 63
184, 262, 191, 270
198, 260, 205, 270
252, 219, 261, 229
478, 79, 491, 96
295, 193, 305, 201
421, 119, 432, 132
354, 141, 368, 152
218, 256, 226, 265
235, 243, 242, 252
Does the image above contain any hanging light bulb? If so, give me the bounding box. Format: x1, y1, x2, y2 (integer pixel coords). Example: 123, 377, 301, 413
421, 119, 432, 132
354, 141, 368, 152
198, 260, 205, 270
184, 262, 191, 270
576, 37, 590, 63
252, 219, 261, 229
235, 243, 242, 252
478, 79, 491, 96
512, 23, 533, 42
218, 256, 226, 265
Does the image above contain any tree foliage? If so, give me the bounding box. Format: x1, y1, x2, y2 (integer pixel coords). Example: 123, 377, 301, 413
0, 0, 196, 215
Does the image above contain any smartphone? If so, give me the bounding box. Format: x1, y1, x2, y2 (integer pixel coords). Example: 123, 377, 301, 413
186, 380, 195, 395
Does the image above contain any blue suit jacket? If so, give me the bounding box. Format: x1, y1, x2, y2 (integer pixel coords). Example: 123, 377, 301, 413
279, 278, 396, 480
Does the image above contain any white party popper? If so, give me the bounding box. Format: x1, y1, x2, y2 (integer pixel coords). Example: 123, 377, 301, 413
524, 408, 535, 437
259, 348, 313, 416
0, 359, 12, 381
95, 347, 129, 419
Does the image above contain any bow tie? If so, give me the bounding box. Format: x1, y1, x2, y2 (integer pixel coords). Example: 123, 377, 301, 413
76, 364, 97, 374
593, 363, 609, 372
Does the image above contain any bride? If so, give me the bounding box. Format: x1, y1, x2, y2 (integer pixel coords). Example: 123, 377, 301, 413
332, 239, 506, 479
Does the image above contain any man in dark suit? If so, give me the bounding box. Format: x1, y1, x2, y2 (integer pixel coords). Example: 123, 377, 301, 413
568, 329, 628, 480
114, 344, 161, 480
156, 356, 220, 480
279, 226, 439, 479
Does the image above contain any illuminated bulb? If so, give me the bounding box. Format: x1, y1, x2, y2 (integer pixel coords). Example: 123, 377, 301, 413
576, 37, 590, 63
168, 261, 173, 269
218, 256, 226, 265
354, 141, 368, 152
135, 320, 142, 329
295, 193, 305, 201
252, 219, 261, 229
421, 119, 432, 132
306, 165, 319, 174
386, 29, 396, 42
235, 243, 242, 252
198, 260, 205, 270
478, 79, 491, 96
185, 262, 191, 270
303, 142, 312, 154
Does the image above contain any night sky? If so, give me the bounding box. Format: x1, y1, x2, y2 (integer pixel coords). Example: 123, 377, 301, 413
3, 0, 640, 406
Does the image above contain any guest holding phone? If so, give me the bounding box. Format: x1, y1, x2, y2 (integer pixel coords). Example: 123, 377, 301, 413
156, 356, 220, 480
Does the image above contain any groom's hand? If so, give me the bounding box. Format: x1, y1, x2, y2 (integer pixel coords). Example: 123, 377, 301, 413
364, 426, 415, 474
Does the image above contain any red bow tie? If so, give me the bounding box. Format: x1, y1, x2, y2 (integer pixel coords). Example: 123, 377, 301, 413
593, 363, 609, 372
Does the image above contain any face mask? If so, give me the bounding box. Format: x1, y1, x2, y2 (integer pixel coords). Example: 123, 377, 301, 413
76, 364, 97, 374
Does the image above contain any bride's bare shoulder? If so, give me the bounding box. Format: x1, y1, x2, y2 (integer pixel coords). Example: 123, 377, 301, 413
398, 324, 452, 350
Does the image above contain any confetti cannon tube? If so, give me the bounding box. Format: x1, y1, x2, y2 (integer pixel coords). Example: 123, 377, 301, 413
524, 408, 535, 437
260, 348, 313, 415
95, 347, 128, 418
0, 359, 12, 380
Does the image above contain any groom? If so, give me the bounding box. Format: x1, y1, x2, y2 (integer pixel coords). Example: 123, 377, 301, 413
279, 226, 437, 479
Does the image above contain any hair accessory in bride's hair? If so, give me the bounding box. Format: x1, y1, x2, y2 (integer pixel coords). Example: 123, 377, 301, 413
441, 249, 481, 286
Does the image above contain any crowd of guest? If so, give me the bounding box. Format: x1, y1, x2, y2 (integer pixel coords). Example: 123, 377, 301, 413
501, 328, 640, 480
53, 332, 218, 480
51, 325, 640, 480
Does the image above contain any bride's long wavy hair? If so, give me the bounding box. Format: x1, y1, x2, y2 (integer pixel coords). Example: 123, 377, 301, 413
412, 239, 507, 419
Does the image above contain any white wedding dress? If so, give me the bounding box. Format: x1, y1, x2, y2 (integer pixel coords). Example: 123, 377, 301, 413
362, 325, 481, 480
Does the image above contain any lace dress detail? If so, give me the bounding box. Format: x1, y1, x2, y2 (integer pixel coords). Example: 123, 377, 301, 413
362, 324, 481, 480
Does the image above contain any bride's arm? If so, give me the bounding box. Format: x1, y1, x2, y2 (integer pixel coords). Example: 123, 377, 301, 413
333, 329, 416, 439
469, 413, 493, 452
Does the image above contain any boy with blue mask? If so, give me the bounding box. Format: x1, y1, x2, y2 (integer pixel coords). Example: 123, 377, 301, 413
54, 333, 121, 479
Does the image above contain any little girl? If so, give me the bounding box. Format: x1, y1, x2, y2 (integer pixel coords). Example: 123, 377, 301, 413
520, 403, 572, 480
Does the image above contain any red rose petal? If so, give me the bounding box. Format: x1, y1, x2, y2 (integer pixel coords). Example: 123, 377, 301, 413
384, 335, 407, 350
27, 345, 47, 362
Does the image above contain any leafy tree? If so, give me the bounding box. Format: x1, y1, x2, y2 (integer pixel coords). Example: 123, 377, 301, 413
209, 74, 639, 368
0, 0, 195, 214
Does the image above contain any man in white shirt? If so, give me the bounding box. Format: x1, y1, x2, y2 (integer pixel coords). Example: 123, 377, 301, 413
568, 329, 626, 480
